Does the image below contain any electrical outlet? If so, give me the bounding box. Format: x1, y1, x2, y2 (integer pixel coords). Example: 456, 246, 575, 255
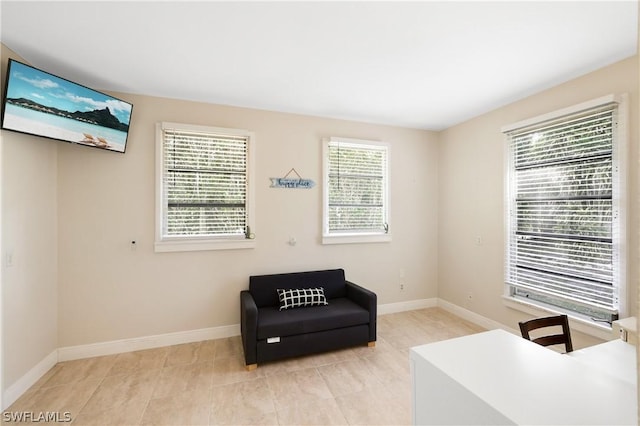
400, 283, 405, 291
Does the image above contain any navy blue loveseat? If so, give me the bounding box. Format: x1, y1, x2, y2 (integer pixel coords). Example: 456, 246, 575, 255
240, 269, 377, 369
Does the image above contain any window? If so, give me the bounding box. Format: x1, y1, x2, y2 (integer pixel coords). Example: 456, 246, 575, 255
155, 122, 255, 252
503, 95, 627, 326
322, 137, 390, 244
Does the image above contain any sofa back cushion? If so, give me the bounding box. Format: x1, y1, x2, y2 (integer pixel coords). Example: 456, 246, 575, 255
249, 269, 347, 308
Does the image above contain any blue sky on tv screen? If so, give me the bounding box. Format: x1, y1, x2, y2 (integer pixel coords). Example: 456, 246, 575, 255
6, 61, 132, 125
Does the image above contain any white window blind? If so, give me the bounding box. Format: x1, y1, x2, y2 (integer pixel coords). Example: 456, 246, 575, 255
156, 122, 255, 251
505, 101, 621, 324
325, 139, 389, 236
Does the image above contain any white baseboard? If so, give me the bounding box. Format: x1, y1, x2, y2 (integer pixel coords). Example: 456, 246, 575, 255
3, 350, 57, 410
58, 324, 240, 362
377, 298, 437, 315
437, 298, 520, 335
4, 298, 506, 411
61, 299, 440, 361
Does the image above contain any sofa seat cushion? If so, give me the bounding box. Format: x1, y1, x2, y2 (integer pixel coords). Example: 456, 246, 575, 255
256, 297, 369, 340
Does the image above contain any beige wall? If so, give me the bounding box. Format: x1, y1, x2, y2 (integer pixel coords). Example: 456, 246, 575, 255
438, 56, 639, 349
56, 90, 440, 347
637, 4, 639, 418
1, 45, 59, 389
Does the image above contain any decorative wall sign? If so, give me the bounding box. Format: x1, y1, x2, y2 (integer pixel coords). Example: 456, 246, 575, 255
270, 168, 315, 189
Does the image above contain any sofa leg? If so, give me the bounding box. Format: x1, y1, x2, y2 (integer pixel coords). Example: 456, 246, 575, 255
245, 363, 257, 371
368, 341, 376, 347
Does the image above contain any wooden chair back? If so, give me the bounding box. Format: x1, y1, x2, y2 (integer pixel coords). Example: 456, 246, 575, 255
518, 314, 573, 353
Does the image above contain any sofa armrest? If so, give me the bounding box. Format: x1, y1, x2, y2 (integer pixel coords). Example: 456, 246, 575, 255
240, 290, 258, 365
345, 280, 377, 342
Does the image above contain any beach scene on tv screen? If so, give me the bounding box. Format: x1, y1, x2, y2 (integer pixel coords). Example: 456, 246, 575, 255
2, 61, 132, 153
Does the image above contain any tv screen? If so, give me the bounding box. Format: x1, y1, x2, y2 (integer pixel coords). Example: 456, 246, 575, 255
1, 59, 133, 153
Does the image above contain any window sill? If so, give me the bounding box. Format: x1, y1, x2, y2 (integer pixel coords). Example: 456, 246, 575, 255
502, 295, 615, 341
155, 238, 256, 253
322, 233, 392, 245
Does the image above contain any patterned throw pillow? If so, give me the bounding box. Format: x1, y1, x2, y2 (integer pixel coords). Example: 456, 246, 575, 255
276, 287, 328, 310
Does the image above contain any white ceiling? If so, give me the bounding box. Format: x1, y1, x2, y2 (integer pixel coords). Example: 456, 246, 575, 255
1, 1, 638, 131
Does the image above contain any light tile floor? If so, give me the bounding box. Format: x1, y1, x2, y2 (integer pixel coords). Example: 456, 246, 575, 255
4, 308, 485, 425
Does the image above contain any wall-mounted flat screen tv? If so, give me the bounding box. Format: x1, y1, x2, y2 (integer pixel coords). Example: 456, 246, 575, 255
1, 59, 133, 153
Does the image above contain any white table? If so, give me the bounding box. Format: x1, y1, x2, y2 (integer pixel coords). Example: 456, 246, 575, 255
410, 329, 637, 425
569, 338, 636, 386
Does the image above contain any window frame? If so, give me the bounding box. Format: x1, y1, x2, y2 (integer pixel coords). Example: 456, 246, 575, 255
155, 121, 256, 252
322, 137, 391, 245
502, 94, 628, 331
